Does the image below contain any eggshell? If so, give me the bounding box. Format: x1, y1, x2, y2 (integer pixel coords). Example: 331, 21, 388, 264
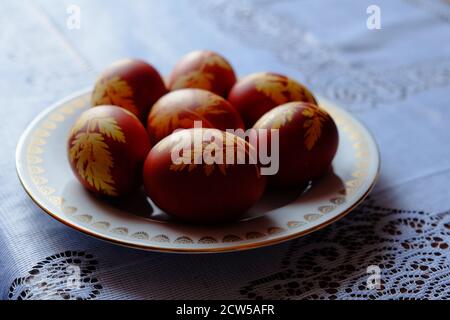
167, 50, 237, 97
143, 128, 266, 222
92, 59, 167, 122
68, 106, 151, 197
253, 102, 338, 187
228, 72, 317, 127
147, 89, 244, 145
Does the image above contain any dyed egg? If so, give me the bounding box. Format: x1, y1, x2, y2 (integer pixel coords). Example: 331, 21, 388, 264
68, 106, 151, 197
228, 72, 317, 127
253, 102, 338, 187
143, 128, 266, 222
92, 59, 167, 122
147, 88, 244, 145
167, 50, 237, 97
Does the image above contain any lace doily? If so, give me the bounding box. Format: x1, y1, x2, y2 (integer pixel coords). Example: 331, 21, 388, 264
8, 251, 102, 300
239, 199, 450, 300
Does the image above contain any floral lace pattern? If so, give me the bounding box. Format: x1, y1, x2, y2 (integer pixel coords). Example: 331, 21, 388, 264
198, 0, 450, 110
8, 251, 102, 300
239, 199, 450, 300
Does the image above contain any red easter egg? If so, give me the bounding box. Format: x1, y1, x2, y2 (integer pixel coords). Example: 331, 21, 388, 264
143, 128, 266, 222
147, 89, 244, 145
167, 50, 237, 97
253, 102, 338, 187
92, 59, 167, 122
68, 106, 151, 197
228, 72, 317, 127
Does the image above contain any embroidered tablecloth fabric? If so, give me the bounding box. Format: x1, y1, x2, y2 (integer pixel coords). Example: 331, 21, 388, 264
1, 0, 450, 300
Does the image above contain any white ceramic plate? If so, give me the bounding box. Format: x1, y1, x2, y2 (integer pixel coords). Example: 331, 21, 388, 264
16, 90, 379, 253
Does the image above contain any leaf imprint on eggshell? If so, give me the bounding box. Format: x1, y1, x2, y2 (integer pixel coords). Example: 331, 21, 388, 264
171, 70, 215, 91
270, 107, 297, 129
254, 102, 297, 130
92, 76, 139, 116
302, 105, 329, 150
69, 113, 126, 196
254, 74, 289, 105
148, 92, 228, 141
203, 53, 233, 70
169, 133, 251, 177
169, 140, 230, 176
171, 53, 232, 91
254, 73, 315, 105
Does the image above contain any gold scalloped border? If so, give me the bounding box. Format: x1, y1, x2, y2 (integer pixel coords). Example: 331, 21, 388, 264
21, 92, 375, 251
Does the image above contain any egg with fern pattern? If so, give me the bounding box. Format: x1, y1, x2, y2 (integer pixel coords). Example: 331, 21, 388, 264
147, 89, 244, 145
92, 59, 167, 122
167, 50, 237, 97
228, 72, 317, 127
68, 106, 151, 197
253, 101, 338, 187
143, 128, 266, 222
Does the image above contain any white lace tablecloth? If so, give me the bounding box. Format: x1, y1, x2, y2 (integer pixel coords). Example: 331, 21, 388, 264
1, 0, 449, 300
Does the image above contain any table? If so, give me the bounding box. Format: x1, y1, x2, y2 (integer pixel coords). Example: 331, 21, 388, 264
1, 0, 449, 300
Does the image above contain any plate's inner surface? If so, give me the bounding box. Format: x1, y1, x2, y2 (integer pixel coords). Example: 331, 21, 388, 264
17, 91, 379, 252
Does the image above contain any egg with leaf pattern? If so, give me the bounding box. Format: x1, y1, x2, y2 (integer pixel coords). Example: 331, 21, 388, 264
253, 102, 338, 188
91, 59, 167, 122
228, 72, 317, 127
68, 106, 151, 197
143, 128, 266, 222
147, 88, 244, 145
167, 50, 237, 97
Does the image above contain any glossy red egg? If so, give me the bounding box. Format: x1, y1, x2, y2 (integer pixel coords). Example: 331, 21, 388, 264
167, 50, 237, 97
147, 88, 244, 145
228, 72, 317, 127
68, 106, 151, 197
92, 59, 167, 122
253, 102, 338, 187
143, 128, 266, 222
